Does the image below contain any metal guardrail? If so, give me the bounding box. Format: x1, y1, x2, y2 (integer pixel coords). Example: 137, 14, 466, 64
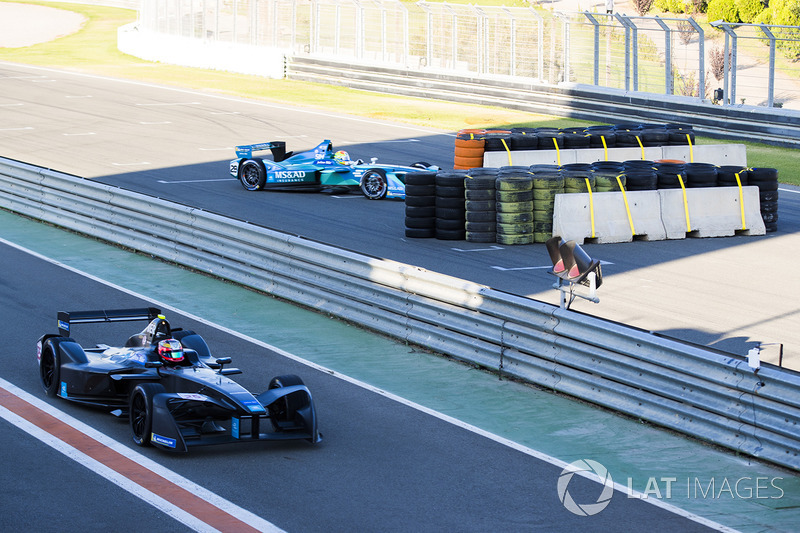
2, 157, 799, 471
286, 56, 800, 147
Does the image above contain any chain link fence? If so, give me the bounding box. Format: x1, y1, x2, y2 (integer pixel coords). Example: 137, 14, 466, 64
138, 0, 800, 110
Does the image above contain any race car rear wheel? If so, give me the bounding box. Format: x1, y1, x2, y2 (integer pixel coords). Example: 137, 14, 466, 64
239, 159, 266, 191
39, 338, 62, 397
130, 383, 165, 446
360, 168, 388, 200
268, 374, 305, 431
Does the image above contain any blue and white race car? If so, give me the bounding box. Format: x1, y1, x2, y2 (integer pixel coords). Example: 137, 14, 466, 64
229, 139, 436, 200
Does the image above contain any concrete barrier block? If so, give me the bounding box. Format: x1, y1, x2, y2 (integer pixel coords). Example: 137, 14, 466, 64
659, 186, 765, 238
661, 144, 747, 166
552, 190, 666, 244
553, 186, 765, 243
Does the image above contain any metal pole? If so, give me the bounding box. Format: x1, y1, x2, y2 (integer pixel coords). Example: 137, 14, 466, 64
583, 13, 601, 86
688, 18, 704, 100
761, 25, 777, 107
654, 17, 672, 95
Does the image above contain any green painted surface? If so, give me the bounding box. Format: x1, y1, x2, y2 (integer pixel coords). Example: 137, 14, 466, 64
2, 209, 798, 531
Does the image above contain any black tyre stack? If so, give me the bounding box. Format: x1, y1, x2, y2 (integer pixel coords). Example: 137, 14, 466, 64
667, 123, 695, 145
749, 167, 779, 232
623, 160, 658, 191
717, 165, 749, 187
435, 170, 468, 240
510, 128, 538, 152
655, 161, 686, 189
586, 126, 616, 149
464, 168, 499, 243
495, 167, 534, 245
639, 125, 670, 147
684, 162, 718, 188
530, 164, 564, 243
404, 171, 438, 238
562, 163, 596, 193
561, 127, 591, 149
614, 124, 643, 148
592, 161, 626, 192
535, 128, 563, 152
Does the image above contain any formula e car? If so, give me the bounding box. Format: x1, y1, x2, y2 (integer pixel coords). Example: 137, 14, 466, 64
37, 308, 321, 452
229, 139, 437, 199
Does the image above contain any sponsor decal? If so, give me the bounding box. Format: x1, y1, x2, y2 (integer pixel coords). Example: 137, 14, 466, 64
36, 341, 42, 364
60, 382, 68, 398
151, 433, 177, 448
129, 351, 147, 365
232, 417, 240, 439
232, 392, 266, 413
58, 320, 69, 333
243, 399, 265, 413
177, 393, 208, 401
270, 170, 307, 183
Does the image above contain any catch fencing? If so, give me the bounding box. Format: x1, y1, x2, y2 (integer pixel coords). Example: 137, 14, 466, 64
2, 156, 799, 471
136, 0, 800, 110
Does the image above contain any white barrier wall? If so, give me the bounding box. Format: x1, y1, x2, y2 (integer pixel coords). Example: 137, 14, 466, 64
117, 22, 288, 79
553, 187, 766, 244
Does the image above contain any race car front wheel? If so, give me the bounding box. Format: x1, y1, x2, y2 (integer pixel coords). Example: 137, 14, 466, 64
268, 374, 306, 431
130, 383, 166, 446
239, 159, 266, 191
360, 168, 388, 200
39, 338, 62, 397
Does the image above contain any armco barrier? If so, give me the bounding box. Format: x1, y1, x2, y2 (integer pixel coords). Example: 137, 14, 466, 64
1, 157, 799, 471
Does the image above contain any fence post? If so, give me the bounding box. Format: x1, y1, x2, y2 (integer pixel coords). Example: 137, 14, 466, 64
583, 13, 601, 86
654, 17, 673, 95
760, 25, 777, 107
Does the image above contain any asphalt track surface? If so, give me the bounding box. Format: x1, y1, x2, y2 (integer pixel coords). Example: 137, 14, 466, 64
1, 61, 798, 371
0, 62, 798, 530
0, 239, 727, 532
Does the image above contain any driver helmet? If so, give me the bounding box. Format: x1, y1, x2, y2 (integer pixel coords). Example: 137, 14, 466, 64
333, 150, 351, 165
157, 338, 184, 364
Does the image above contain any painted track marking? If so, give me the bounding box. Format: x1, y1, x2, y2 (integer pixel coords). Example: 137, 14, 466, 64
0, 378, 282, 533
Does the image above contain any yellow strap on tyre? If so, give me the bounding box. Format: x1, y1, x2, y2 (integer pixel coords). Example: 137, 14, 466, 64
552, 136, 561, 166
616, 175, 636, 237
501, 138, 513, 166
686, 133, 694, 163
678, 174, 692, 232
636, 135, 645, 160
585, 177, 595, 239
735, 171, 747, 230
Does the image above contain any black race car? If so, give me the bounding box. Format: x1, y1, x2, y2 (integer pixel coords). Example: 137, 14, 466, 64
37, 308, 321, 452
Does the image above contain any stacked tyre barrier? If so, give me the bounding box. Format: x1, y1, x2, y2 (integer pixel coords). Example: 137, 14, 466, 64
464, 168, 499, 243
530, 165, 564, 243
749, 167, 780, 232
406, 163, 779, 242
495, 167, 535, 245
454, 130, 485, 170
435, 170, 467, 240
404, 171, 437, 238
453, 124, 697, 168
592, 161, 626, 192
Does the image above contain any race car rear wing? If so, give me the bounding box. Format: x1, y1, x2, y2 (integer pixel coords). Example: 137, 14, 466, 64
235, 141, 288, 162
58, 308, 162, 337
